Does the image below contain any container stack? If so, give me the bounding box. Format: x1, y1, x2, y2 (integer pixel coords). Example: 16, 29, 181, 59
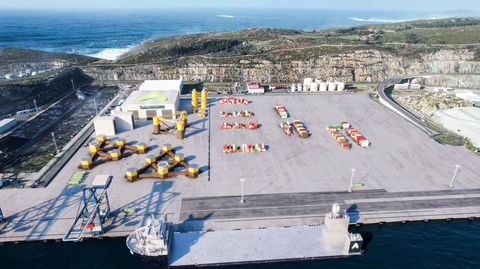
223, 143, 267, 154
220, 97, 249, 105
325, 125, 351, 149
220, 122, 258, 129
220, 110, 254, 118
280, 121, 294, 136
346, 128, 370, 148
293, 120, 311, 138
275, 104, 289, 119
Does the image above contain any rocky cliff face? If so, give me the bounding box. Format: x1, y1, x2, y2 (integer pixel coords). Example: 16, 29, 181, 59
0, 67, 93, 118
0, 61, 70, 76
83, 49, 480, 83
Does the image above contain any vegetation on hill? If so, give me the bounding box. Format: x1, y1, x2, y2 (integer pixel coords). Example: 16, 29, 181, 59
0, 48, 98, 65
115, 17, 480, 64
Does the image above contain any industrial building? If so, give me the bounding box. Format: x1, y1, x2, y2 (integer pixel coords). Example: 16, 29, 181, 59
247, 82, 265, 94
139, 79, 183, 93
0, 118, 16, 133
394, 83, 422, 90
121, 89, 180, 120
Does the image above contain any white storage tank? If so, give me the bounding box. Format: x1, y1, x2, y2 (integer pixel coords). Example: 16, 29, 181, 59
328, 82, 337, 91
337, 82, 346, 92
319, 82, 328, 92
303, 78, 313, 91
310, 82, 319, 92
297, 83, 303, 92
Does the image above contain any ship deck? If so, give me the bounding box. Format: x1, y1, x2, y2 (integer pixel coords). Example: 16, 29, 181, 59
169, 225, 349, 267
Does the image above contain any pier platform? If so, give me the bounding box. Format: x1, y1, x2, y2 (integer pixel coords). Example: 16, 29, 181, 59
1, 93, 480, 246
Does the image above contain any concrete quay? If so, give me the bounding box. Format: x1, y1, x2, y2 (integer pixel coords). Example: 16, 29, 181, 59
1, 93, 479, 244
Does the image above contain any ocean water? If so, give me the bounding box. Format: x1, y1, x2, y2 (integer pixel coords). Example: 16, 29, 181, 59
1, 220, 480, 269
0, 9, 468, 60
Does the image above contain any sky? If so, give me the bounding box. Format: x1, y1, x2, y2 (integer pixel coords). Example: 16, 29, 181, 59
1, 0, 479, 12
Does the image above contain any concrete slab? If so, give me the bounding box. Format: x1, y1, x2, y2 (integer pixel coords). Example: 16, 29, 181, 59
169, 225, 347, 267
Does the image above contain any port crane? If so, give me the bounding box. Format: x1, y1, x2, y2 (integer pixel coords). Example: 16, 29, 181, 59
63, 175, 112, 242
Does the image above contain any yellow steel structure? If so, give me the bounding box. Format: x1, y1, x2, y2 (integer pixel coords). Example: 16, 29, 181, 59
153, 111, 188, 140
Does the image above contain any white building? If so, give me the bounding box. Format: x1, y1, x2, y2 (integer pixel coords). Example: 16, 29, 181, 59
0, 118, 16, 133
121, 90, 180, 120
139, 79, 183, 93
247, 82, 265, 94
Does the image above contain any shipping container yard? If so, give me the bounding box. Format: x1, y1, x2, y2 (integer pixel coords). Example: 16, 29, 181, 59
1, 92, 480, 265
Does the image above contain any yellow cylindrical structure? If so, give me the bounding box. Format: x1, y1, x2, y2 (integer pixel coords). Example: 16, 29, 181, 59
126, 167, 138, 182
187, 163, 199, 178
115, 139, 126, 147
136, 143, 147, 154
158, 162, 169, 176
89, 142, 99, 153
80, 157, 92, 169
176, 120, 185, 140
162, 144, 172, 152
110, 150, 121, 161
153, 116, 160, 134
174, 153, 184, 162
201, 89, 207, 109
191, 89, 198, 112
153, 116, 160, 125
97, 135, 107, 142
146, 154, 157, 164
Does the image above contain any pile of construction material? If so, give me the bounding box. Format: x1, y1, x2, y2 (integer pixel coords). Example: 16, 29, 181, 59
275, 104, 289, 119
326, 124, 351, 149
293, 120, 311, 138
220, 110, 255, 118
345, 128, 370, 148
223, 143, 267, 154
280, 121, 294, 136
67, 171, 88, 186
221, 122, 258, 130
220, 97, 249, 105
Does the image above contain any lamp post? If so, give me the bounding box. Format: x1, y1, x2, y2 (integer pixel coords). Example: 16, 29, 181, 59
240, 178, 245, 204
51, 132, 59, 153
448, 164, 461, 189
348, 168, 356, 193
33, 99, 39, 114
94, 97, 98, 115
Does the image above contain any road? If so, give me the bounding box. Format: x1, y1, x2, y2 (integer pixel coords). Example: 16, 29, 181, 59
375, 75, 440, 137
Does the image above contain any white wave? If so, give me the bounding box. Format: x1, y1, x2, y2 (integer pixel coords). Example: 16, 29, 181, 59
349, 17, 408, 23
350, 16, 445, 24
217, 14, 235, 18
89, 47, 131, 61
